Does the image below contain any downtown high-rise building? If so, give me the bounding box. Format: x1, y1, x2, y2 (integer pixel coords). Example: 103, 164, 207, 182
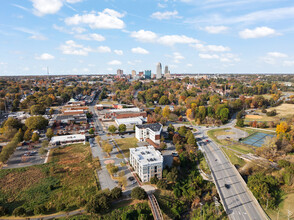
164, 65, 169, 75
132, 70, 136, 78
145, 70, 151, 79
117, 69, 123, 76
156, 62, 162, 79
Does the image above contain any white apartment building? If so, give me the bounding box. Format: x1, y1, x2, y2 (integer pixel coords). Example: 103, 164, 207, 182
130, 146, 163, 182
135, 123, 162, 145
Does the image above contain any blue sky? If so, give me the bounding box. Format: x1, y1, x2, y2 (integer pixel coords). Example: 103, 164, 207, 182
1, 0, 294, 75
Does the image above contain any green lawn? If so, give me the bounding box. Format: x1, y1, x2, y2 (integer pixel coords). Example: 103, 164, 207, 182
199, 155, 211, 175
221, 147, 245, 167
115, 137, 138, 158
265, 193, 294, 220
0, 143, 100, 217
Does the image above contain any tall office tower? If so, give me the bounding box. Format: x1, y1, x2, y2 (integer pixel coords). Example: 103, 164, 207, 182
156, 62, 162, 79
164, 66, 169, 76
132, 70, 136, 78
117, 69, 123, 76
144, 70, 151, 79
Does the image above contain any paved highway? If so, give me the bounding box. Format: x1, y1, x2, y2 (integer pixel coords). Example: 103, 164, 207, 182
197, 131, 268, 220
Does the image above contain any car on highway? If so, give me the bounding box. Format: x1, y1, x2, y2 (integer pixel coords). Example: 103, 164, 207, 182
172, 152, 179, 157
206, 140, 209, 142
224, 183, 230, 189
128, 176, 135, 181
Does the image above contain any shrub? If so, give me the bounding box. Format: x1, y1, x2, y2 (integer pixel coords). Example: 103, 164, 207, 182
131, 187, 147, 200
156, 179, 168, 189
0, 206, 6, 216
150, 176, 159, 184
86, 194, 111, 214
111, 187, 122, 200
278, 160, 291, 168
34, 205, 46, 215
12, 207, 26, 216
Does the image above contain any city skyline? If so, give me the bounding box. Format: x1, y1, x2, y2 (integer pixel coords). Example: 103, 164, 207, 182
1, 0, 294, 75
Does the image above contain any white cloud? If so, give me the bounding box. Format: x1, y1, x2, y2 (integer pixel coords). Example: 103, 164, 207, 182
157, 3, 167, 8
173, 52, 185, 63
31, 0, 63, 16
29, 34, 47, 40
283, 60, 294, 66
72, 27, 86, 33
114, 50, 123, 55
261, 52, 288, 65
239, 26, 277, 39
131, 47, 149, 54
65, 9, 125, 29
130, 30, 158, 42
187, 63, 193, 67
35, 53, 55, 60
108, 60, 122, 65
66, 0, 83, 3
59, 40, 92, 56
97, 46, 111, 53
199, 53, 240, 62
130, 30, 199, 46
199, 54, 219, 59
151, 10, 181, 20
192, 44, 230, 52
158, 35, 199, 46
107, 67, 113, 71
82, 68, 89, 72
267, 52, 288, 58
31, 0, 83, 16
204, 26, 228, 34
75, 33, 105, 41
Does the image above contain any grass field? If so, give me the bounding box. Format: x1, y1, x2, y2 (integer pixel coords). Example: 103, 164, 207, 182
266, 193, 294, 220
199, 155, 211, 175
0, 143, 100, 216
115, 137, 138, 158
207, 128, 230, 144
222, 148, 245, 167
245, 103, 294, 123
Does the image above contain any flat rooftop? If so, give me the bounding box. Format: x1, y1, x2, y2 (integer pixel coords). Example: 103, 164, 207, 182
50, 134, 85, 143
130, 146, 163, 165
136, 123, 162, 132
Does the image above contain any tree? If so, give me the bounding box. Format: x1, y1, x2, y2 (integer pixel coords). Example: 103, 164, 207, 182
111, 187, 122, 200
24, 129, 32, 141
219, 108, 229, 123
32, 132, 39, 142
156, 179, 168, 189
150, 176, 159, 184
167, 124, 175, 133
108, 125, 117, 134
198, 106, 206, 121
162, 106, 170, 118
46, 128, 54, 139
30, 104, 46, 115
276, 122, 290, 136
131, 187, 147, 200
178, 126, 187, 137
186, 108, 194, 120
86, 194, 111, 214
118, 124, 126, 133
25, 116, 48, 130
49, 108, 54, 115
236, 119, 244, 127
88, 128, 94, 135
104, 142, 113, 156
12, 129, 23, 143
159, 95, 169, 105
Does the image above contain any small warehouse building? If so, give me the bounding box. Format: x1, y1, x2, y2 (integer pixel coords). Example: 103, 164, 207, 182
50, 134, 86, 146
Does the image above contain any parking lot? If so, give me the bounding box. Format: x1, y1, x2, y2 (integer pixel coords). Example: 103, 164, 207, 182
2, 144, 45, 169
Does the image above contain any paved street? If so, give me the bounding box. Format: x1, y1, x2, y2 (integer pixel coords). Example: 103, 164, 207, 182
196, 120, 268, 220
